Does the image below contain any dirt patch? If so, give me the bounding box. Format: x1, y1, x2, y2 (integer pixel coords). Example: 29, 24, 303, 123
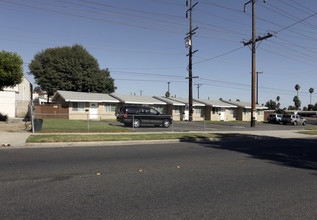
0, 121, 31, 132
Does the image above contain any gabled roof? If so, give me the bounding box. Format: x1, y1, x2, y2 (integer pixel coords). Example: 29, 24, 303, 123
195, 99, 237, 108
52, 90, 119, 103
153, 96, 185, 106
110, 94, 166, 105
223, 100, 268, 110
154, 96, 205, 106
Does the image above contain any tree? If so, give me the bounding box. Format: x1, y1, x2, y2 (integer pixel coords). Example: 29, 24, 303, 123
0, 50, 24, 91
28, 44, 116, 101
295, 84, 300, 97
276, 96, 280, 104
165, 91, 170, 97
33, 86, 42, 93
265, 100, 278, 110
309, 87, 314, 105
293, 96, 301, 110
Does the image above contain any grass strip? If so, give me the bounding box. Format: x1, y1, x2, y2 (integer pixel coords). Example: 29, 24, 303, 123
39, 119, 130, 133
26, 133, 224, 143
298, 130, 317, 135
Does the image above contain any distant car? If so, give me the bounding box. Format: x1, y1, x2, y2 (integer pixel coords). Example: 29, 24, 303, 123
267, 114, 282, 123
281, 114, 306, 125
116, 105, 173, 128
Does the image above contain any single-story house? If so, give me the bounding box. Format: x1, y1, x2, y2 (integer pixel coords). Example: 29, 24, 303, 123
222, 100, 268, 121
0, 76, 32, 118
52, 90, 120, 120
154, 96, 205, 121
194, 99, 237, 121
110, 93, 167, 113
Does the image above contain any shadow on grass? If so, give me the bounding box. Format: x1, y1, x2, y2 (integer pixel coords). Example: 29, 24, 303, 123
195, 133, 317, 171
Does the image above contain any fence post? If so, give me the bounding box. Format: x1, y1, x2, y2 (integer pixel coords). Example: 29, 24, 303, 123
203, 116, 206, 131
31, 104, 34, 133
87, 114, 90, 132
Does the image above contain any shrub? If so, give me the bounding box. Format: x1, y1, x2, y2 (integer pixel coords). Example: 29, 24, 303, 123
0, 113, 8, 122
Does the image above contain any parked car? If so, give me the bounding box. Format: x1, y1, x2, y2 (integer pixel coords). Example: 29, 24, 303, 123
281, 114, 306, 125
116, 105, 173, 128
267, 113, 282, 123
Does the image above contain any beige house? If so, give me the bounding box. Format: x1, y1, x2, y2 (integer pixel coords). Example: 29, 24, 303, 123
110, 94, 167, 113
0, 76, 32, 118
195, 99, 237, 121
52, 90, 119, 120
223, 100, 268, 121
154, 96, 205, 121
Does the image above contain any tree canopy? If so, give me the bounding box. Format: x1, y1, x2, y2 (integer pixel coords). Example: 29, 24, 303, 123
28, 44, 116, 98
0, 50, 24, 91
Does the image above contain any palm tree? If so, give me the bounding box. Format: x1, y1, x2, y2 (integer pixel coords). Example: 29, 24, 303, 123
309, 87, 314, 105
295, 84, 301, 97
276, 96, 280, 109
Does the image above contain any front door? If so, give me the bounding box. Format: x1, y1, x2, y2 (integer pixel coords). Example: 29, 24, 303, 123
89, 103, 98, 119
220, 108, 225, 121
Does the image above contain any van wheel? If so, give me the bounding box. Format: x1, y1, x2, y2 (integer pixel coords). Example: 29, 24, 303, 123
162, 119, 170, 128
133, 119, 141, 128
293, 121, 297, 126
302, 121, 306, 126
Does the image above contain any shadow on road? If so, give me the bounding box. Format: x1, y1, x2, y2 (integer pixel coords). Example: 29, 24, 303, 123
191, 134, 317, 171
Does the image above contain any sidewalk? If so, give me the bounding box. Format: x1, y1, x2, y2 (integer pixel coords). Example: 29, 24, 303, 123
0, 130, 316, 149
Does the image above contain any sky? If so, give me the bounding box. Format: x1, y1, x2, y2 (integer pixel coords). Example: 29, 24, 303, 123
1, 0, 317, 109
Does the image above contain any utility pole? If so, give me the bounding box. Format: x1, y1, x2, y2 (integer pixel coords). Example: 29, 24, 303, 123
256, 71, 263, 104
243, 0, 272, 127
167, 82, 171, 93
185, 0, 198, 122
139, 90, 143, 96
195, 84, 202, 99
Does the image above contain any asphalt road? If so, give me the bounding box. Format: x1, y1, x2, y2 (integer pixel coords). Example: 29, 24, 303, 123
1, 138, 316, 219
110, 120, 317, 132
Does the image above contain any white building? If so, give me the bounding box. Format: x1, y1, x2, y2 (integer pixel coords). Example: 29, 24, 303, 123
0, 76, 32, 118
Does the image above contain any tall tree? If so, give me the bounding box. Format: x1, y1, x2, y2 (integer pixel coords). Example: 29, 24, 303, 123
295, 84, 300, 97
293, 96, 301, 110
0, 50, 24, 91
28, 44, 116, 101
309, 87, 314, 105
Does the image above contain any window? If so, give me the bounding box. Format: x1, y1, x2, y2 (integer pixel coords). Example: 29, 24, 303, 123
244, 109, 250, 115
212, 107, 219, 114
154, 105, 163, 114
72, 102, 85, 112
174, 106, 183, 114
104, 104, 117, 112
229, 109, 235, 115
194, 107, 202, 114
258, 110, 263, 116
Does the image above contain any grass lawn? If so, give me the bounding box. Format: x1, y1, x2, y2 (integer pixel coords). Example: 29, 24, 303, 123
39, 119, 131, 133
298, 127, 317, 135
26, 133, 224, 143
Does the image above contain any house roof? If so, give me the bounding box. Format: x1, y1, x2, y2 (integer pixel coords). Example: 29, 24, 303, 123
168, 97, 205, 107
195, 99, 237, 108
223, 100, 268, 110
153, 96, 185, 106
153, 96, 205, 106
52, 90, 119, 103
110, 94, 166, 105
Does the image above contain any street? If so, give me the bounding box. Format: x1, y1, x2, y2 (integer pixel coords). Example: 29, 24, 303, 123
110, 120, 317, 132
0, 137, 316, 219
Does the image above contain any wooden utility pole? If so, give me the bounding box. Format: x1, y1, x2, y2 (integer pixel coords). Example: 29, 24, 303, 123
185, 0, 198, 122
195, 84, 202, 99
243, 0, 272, 127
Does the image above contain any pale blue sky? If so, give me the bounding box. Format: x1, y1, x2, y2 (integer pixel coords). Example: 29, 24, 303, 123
1, 0, 317, 108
